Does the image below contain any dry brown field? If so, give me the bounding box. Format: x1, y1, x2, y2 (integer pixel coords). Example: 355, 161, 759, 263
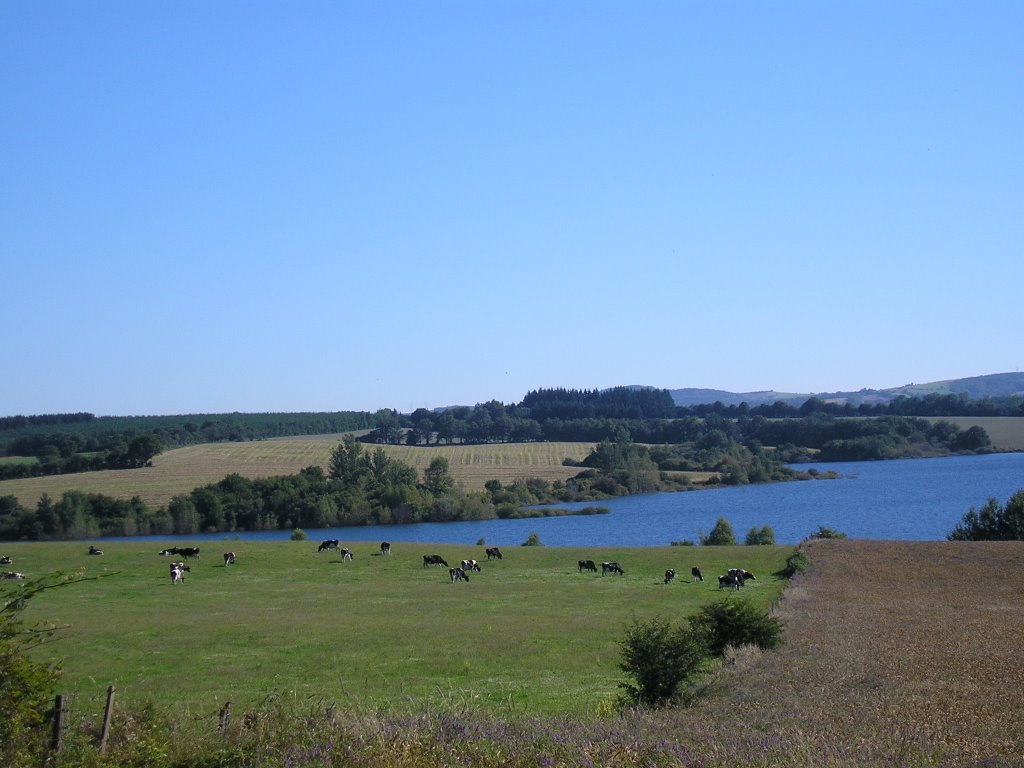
678, 538, 1024, 766
0, 438, 601, 509
930, 416, 1024, 451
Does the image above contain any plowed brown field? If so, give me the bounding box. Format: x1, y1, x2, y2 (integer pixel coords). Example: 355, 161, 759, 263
683, 538, 1024, 766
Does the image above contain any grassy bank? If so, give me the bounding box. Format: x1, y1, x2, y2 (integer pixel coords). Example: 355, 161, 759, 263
6, 539, 788, 718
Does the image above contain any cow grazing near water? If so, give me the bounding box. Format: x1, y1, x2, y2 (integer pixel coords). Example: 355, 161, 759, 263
664, 568, 676, 584
423, 554, 448, 568
169, 562, 191, 585
340, 548, 354, 562
0, 556, 12, 565
449, 567, 469, 583
318, 539, 340, 553
485, 547, 503, 560
380, 541, 391, 556
180, 547, 200, 559
88, 545, 103, 556
691, 567, 704, 583
578, 559, 597, 573
602, 561, 624, 576
718, 571, 748, 590
223, 552, 236, 565
461, 559, 481, 573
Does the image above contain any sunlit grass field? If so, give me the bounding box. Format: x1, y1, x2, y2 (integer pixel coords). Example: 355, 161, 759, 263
5, 539, 788, 719
0, 438, 602, 509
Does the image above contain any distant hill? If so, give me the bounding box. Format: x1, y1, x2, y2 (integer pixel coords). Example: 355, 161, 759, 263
666, 372, 1024, 408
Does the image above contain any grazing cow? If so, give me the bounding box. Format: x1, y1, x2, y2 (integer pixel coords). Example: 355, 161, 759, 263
664, 568, 676, 584
0, 556, 12, 565
460, 559, 481, 573
729, 568, 756, 583
449, 567, 469, 583
485, 547, 503, 560
691, 566, 704, 583
223, 552, 236, 565
718, 572, 743, 590
602, 561, 625, 576
159, 548, 180, 556
423, 554, 448, 568
179, 547, 200, 559
170, 565, 186, 585
578, 559, 598, 573
340, 548, 354, 562
3, 571, 26, 580
88, 545, 103, 556
318, 539, 340, 553
380, 541, 391, 556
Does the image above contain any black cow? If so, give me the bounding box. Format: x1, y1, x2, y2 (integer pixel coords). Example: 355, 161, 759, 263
602, 561, 624, 576
578, 559, 597, 573
223, 552, 236, 565
485, 547, 503, 560
691, 566, 704, 583
318, 539, 340, 553
664, 568, 676, 584
423, 554, 448, 568
88, 545, 103, 556
380, 541, 391, 555
449, 567, 469, 583
159, 548, 181, 556
0, 556, 11, 565
179, 547, 201, 559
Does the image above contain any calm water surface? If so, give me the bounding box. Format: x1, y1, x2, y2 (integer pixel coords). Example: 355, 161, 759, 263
115, 452, 1024, 547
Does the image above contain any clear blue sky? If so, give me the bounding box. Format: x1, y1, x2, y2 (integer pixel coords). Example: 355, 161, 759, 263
3, 1, 1021, 416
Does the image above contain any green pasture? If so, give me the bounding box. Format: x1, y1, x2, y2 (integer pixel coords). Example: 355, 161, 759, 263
4, 540, 789, 719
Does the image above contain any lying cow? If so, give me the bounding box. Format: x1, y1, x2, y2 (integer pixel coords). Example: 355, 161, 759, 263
2, 571, 26, 580
691, 566, 704, 583
602, 561, 624, 576
423, 554, 448, 568
159, 548, 181, 556
318, 539, 340, 553
578, 559, 597, 573
461, 559, 481, 573
0, 556, 12, 565
380, 541, 391, 555
88, 545, 103, 556
485, 547, 503, 560
664, 568, 676, 584
449, 567, 469, 583
223, 552, 236, 565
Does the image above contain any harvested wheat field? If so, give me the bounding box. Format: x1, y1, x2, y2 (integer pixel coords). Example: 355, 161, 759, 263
681, 538, 1024, 766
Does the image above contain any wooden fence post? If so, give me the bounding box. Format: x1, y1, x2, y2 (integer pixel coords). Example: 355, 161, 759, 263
99, 685, 116, 753
219, 702, 231, 735
50, 694, 68, 753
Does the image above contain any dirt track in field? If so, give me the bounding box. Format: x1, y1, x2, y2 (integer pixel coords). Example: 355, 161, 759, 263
693, 539, 1024, 765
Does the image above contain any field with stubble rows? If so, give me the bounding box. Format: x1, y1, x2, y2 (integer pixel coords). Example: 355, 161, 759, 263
0, 437, 601, 509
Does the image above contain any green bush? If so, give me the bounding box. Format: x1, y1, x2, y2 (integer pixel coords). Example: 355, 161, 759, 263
782, 548, 810, 577
617, 616, 705, 707
744, 524, 775, 545
700, 517, 736, 546
290, 527, 308, 541
520, 532, 543, 546
948, 489, 1024, 541
807, 525, 846, 540
688, 597, 784, 657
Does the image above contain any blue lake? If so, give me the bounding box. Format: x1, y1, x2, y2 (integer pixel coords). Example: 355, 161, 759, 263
114, 452, 1024, 547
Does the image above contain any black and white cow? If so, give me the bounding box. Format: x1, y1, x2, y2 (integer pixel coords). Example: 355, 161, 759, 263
159, 548, 180, 556
223, 552, 236, 565
2, 571, 26, 579
602, 561, 624, 576
340, 548, 354, 562
88, 545, 103, 556
664, 568, 676, 584
718, 572, 746, 590
169, 562, 191, 585
691, 566, 704, 583
380, 541, 391, 556
0, 556, 12, 565
180, 547, 201, 559
318, 539, 340, 553
578, 559, 598, 573
485, 547, 503, 560
423, 554, 448, 568
449, 567, 469, 583
460, 559, 481, 573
